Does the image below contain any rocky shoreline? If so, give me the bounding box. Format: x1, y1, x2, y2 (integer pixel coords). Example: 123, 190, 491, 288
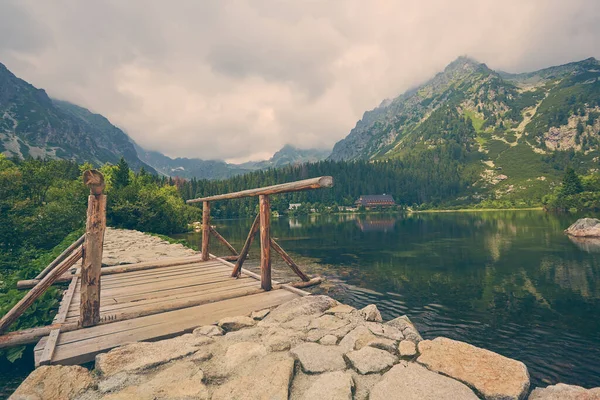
11, 295, 600, 400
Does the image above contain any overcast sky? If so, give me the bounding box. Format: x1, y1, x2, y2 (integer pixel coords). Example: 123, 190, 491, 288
1, 1, 599, 162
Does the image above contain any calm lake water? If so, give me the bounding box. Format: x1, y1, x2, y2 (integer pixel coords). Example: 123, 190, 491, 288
175, 211, 600, 390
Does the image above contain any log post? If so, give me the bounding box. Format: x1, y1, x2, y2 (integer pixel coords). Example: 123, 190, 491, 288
201, 201, 210, 261
79, 170, 107, 328
270, 238, 310, 282
259, 195, 272, 291
231, 214, 260, 277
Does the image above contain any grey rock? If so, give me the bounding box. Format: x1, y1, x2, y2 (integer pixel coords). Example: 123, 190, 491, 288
251, 308, 271, 320
325, 304, 356, 314
398, 340, 417, 357
360, 304, 383, 322
565, 218, 600, 237
529, 383, 600, 399
368, 337, 398, 354
193, 324, 223, 337
338, 325, 377, 353
224, 341, 267, 370
189, 348, 213, 362
262, 295, 338, 323
290, 342, 347, 373
386, 315, 423, 342
346, 346, 397, 374
370, 361, 479, 400
212, 353, 294, 400
11, 365, 95, 400
377, 324, 405, 341
301, 371, 354, 400
223, 326, 263, 342
417, 337, 530, 400
217, 315, 256, 331
319, 334, 339, 345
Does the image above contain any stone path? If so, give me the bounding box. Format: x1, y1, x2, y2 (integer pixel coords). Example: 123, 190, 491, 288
14, 295, 590, 400
102, 227, 197, 266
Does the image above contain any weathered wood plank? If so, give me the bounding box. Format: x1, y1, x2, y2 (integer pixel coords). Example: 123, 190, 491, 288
51, 290, 299, 365
38, 329, 60, 366
259, 195, 272, 291
231, 214, 260, 277
270, 238, 310, 282
187, 176, 334, 203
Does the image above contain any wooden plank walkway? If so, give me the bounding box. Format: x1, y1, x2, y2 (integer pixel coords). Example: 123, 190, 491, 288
34, 256, 301, 366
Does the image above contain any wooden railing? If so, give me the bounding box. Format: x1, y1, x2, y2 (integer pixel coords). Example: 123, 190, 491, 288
186, 176, 334, 290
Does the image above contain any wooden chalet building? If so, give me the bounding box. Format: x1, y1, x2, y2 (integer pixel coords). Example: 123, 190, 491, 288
355, 194, 396, 209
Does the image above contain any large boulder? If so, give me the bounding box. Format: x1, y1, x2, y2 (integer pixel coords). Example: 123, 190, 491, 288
96, 334, 212, 376
565, 218, 600, 237
300, 371, 354, 400
417, 337, 530, 400
290, 342, 347, 373
529, 383, 600, 399
346, 346, 397, 374
224, 342, 267, 370
211, 353, 294, 400
369, 361, 479, 400
262, 295, 338, 324
11, 365, 95, 400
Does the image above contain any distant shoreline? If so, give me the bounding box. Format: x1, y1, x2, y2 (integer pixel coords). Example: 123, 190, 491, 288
412, 207, 544, 213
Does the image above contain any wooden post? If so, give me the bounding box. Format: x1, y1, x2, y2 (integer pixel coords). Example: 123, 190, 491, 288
259, 195, 272, 291
201, 201, 210, 261
79, 170, 106, 328
231, 214, 260, 277
270, 238, 310, 282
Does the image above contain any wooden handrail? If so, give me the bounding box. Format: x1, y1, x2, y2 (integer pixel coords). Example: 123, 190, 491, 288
35, 235, 84, 280
186, 176, 333, 203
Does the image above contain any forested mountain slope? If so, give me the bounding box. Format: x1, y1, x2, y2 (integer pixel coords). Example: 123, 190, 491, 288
0, 63, 153, 171
330, 57, 600, 202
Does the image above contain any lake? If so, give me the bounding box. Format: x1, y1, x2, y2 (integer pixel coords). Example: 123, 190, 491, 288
174, 210, 600, 389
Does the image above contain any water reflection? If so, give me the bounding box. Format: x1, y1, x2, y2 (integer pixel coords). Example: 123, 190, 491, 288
568, 236, 600, 253
173, 211, 600, 389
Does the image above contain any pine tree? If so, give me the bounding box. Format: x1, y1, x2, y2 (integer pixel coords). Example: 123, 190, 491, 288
114, 157, 130, 188
561, 167, 583, 196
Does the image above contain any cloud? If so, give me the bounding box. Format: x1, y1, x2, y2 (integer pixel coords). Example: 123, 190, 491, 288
0, 0, 599, 161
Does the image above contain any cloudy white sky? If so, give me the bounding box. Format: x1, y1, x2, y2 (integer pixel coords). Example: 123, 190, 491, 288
1, 0, 599, 162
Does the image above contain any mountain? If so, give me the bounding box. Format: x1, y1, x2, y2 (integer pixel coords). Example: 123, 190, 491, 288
135, 143, 330, 180
0, 62, 154, 172
329, 56, 600, 200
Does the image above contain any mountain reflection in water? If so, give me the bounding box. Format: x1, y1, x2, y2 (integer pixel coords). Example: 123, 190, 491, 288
173, 211, 600, 389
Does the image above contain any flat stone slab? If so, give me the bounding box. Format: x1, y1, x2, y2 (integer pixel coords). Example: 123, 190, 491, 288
326, 304, 356, 314
399, 340, 417, 357
529, 383, 600, 399
10, 365, 94, 400
370, 361, 479, 400
290, 342, 346, 373
301, 371, 354, 400
263, 295, 338, 323
346, 346, 397, 374
417, 337, 530, 400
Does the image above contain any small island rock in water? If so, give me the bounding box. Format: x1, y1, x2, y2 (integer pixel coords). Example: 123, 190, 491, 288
565, 218, 600, 237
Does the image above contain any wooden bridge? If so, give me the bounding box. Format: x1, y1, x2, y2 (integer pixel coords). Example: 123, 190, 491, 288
0, 171, 333, 366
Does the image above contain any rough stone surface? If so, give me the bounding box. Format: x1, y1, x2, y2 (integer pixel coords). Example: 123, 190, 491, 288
386, 315, 422, 342
11, 365, 94, 400
96, 335, 212, 376
377, 324, 405, 341
360, 304, 383, 322
224, 342, 267, 370
319, 334, 338, 345
370, 361, 479, 400
102, 360, 209, 400
290, 342, 347, 373
529, 383, 600, 399
102, 227, 197, 266
212, 353, 294, 400
338, 325, 377, 353
417, 337, 530, 400
565, 218, 600, 237
301, 371, 354, 400
346, 346, 397, 374
367, 337, 397, 354
217, 315, 256, 331
193, 324, 223, 337
262, 295, 338, 323
398, 340, 417, 357
251, 308, 271, 320
325, 304, 356, 314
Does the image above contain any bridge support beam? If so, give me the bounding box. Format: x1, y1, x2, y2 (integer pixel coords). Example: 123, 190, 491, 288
80, 170, 107, 328
201, 201, 210, 261
259, 195, 272, 291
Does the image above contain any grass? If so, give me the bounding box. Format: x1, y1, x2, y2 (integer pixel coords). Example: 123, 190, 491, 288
463, 109, 486, 133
